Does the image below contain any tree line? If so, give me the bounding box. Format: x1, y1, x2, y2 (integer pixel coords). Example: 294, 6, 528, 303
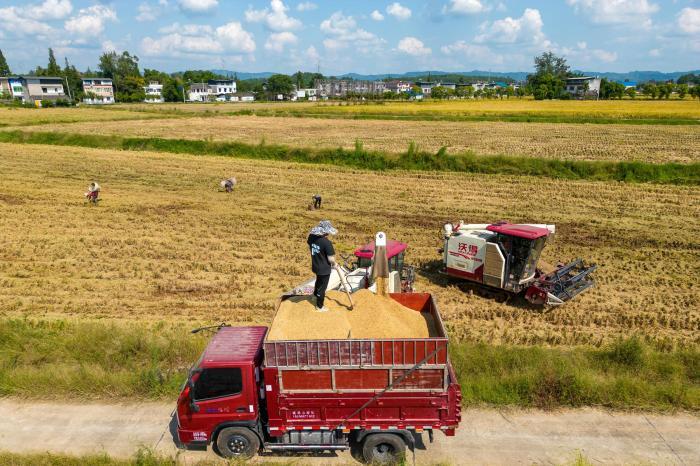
1, 48, 698, 103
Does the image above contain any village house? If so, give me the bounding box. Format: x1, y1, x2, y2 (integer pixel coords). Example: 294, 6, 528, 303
565, 76, 601, 98
384, 80, 412, 93
0, 76, 66, 104
229, 92, 255, 102
314, 79, 386, 98
187, 79, 237, 102
81, 78, 114, 104
144, 81, 164, 103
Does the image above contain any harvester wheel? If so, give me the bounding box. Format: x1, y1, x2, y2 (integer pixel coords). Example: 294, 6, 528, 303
361, 433, 406, 465
215, 427, 259, 459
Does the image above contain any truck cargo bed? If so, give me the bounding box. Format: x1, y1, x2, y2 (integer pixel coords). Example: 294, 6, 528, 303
261, 293, 461, 436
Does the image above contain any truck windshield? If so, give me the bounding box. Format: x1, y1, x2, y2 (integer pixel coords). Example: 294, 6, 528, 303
193, 368, 243, 401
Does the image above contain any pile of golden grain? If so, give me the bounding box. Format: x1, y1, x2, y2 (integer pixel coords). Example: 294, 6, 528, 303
266, 290, 436, 340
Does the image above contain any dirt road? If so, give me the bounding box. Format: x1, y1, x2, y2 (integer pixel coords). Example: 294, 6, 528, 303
0, 400, 698, 465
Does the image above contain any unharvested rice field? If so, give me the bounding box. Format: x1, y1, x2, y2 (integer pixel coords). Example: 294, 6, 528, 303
0, 107, 166, 127
22, 115, 699, 163
1, 142, 698, 348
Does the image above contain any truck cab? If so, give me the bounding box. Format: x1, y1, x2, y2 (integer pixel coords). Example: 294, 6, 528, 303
177, 326, 267, 456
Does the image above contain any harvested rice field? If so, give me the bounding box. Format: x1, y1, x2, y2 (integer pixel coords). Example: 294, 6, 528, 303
1, 142, 698, 348
17, 115, 699, 163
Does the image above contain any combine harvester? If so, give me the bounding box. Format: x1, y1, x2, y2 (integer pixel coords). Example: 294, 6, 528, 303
440, 221, 596, 305
176, 233, 461, 464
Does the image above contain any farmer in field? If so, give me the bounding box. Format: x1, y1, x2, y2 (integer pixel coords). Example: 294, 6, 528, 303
85, 181, 100, 204
307, 220, 337, 312
312, 194, 322, 209
220, 177, 236, 193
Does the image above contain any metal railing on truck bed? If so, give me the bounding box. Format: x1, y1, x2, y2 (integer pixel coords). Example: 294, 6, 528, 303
263, 293, 451, 392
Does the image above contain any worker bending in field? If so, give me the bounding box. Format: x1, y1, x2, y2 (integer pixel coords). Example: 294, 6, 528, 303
85, 181, 100, 204
307, 220, 337, 312
312, 194, 322, 209
220, 177, 236, 193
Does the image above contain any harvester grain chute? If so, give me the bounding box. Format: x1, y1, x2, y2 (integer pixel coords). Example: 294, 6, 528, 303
439, 221, 596, 306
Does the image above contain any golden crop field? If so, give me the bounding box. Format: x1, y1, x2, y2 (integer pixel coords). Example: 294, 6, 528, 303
22, 115, 699, 163
1, 142, 698, 348
111, 99, 700, 120
0, 107, 168, 127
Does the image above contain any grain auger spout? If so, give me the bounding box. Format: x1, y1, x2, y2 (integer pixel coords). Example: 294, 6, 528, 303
524, 259, 597, 306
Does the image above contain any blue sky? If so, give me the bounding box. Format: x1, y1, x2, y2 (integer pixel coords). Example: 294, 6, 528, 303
1, 0, 698, 74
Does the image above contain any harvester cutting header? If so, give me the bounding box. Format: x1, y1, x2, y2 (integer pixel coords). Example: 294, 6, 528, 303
440, 221, 596, 305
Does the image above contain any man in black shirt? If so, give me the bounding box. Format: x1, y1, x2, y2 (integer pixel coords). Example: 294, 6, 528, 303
307, 220, 338, 312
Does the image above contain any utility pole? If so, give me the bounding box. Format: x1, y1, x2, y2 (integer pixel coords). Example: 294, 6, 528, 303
64, 76, 73, 102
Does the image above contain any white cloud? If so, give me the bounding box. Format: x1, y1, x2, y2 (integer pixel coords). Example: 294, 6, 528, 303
136, 3, 160, 22
178, 0, 218, 13
264, 31, 298, 52
371, 10, 384, 21
386, 2, 411, 20
678, 7, 700, 35
142, 21, 255, 57
648, 48, 660, 57
296, 1, 317, 12
305, 45, 320, 62
397, 36, 431, 56
445, 0, 488, 15
475, 8, 548, 47
26, 0, 73, 20
320, 11, 384, 51
246, 0, 302, 31
591, 49, 617, 63
0, 6, 55, 37
567, 0, 658, 27
441, 40, 500, 63
64, 5, 117, 37
101, 40, 117, 52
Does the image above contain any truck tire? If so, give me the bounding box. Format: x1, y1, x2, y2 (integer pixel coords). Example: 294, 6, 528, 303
215, 427, 260, 459
361, 433, 406, 465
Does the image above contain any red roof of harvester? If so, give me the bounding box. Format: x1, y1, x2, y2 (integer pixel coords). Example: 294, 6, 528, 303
486, 223, 550, 240
354, 239, 408, 259
200, 326, 267, 366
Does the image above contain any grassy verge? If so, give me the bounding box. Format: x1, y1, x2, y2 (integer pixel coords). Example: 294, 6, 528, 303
0, 130, 697, 185
0, 319, 204, 399
1, 319, 697, 410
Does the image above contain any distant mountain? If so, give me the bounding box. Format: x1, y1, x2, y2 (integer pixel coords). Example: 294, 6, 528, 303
572, 70, 700, 82
210, 69, 700, 83
210, 70, 275, 80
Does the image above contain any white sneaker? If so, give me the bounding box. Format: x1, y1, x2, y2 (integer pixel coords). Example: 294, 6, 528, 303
315, 306, 329, 312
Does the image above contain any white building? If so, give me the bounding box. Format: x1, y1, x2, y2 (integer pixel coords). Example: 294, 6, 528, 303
187, 79, 237, 102
144, 81, 164, 103
229, 92, 255, 102
565, 76, 601, 98
82, 78, 114, 104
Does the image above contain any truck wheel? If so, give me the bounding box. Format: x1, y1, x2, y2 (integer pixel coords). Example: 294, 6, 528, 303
362, 434, 406, 465
215, 427, 260, 459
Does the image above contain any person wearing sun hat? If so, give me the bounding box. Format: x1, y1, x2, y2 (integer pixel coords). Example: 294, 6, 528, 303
307, 220, 338, 312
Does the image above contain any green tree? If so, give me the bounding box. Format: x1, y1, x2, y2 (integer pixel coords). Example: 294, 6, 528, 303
116, 75, 146, 102
642, 83, 658, 99
625, 87, 636, 99
677, 73, 700, 85
62, 57, 82, 102
527, 52, 570, 100
266, 74, 294, 98
47, 48, 61, 76
0, 49, 10, 76
99, 51, 141, 102
677, 83, 689, 100
162, 78, 183, 102
430, 86, 452, 99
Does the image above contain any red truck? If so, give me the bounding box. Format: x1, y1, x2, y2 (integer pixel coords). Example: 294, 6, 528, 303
176, 292, 461, 464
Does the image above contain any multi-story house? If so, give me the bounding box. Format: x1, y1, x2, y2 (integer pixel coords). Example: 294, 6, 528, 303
81, 78, 114, 104
144, 81, 164, 103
